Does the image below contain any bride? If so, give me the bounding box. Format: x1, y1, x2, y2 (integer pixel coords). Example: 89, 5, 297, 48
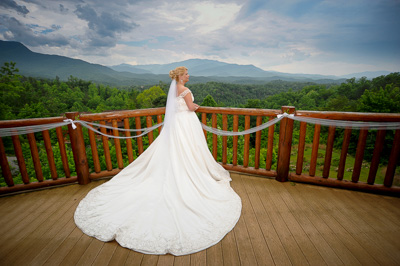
74, 66, 242, 256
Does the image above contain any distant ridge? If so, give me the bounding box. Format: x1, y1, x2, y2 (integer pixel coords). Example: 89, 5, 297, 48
110, 58, 340, 80
340, 71, 391, 79
2, 40, 390, 86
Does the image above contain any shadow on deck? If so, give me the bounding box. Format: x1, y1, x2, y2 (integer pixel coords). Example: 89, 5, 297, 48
0, 173, 399, 266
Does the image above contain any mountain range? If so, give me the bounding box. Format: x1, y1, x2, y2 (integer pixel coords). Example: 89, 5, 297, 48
0, 40, 390, 87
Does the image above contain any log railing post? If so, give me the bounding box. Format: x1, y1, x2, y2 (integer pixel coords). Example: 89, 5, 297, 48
276, 106, 296, 182
65, 112, 90, 185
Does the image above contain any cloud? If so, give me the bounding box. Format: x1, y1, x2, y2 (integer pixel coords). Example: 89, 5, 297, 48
0, 0, 399, 76
0, 15, 69, 46
0, 0, 29, 15
74, 4, 138, 47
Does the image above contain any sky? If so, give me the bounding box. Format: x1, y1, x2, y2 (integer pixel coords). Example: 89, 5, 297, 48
0, 0, 399, 76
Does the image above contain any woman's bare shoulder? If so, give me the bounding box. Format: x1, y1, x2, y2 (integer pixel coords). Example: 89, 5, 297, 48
177, 85, 190, 95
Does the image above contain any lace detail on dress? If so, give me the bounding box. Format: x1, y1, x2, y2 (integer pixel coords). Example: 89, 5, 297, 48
177, 89, 194, 112
178, 89, 191, 98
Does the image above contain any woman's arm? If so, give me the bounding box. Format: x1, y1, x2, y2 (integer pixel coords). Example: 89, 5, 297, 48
183, 93, 199, 112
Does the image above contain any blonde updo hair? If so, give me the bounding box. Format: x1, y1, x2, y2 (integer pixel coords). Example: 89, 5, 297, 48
169, 66, 187, 82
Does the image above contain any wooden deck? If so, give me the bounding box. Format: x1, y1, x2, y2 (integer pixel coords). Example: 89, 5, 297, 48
0, 173, 399, 266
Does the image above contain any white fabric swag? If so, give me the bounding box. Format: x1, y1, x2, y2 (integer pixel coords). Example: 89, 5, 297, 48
1, 113, 400, 139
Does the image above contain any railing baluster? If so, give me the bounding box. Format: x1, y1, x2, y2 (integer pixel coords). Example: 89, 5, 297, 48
352, 129, 368, 182
55, 127, 70, 177
100, 120, 112, 171
222, 115, 228, 164
232, 115, 239, 166
384, 129, 400, 187
157, 115, 163, 134
135, 117, 144, 155
337, 128, 352, 180
266, 116, 275, 171
254, 116, 262, 169
243, 115, 250, 167
323, 126, 336, 178
27, 133, 44, 182
202, 113, 207, 139
212, 113, 218, 160
309, 124, 321, 177
0, 137, 13, 186
124, 118, 134, 163
146, 116, 154, 144
112, 120, 124, 169
42, 130, 58, 180
88, 124, 101, 173
11, 135, 29, 184
368, 130, 386, 184
296, 122, 307, 175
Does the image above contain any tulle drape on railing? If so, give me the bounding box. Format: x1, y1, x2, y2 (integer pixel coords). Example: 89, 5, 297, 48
1, 114, 400, 138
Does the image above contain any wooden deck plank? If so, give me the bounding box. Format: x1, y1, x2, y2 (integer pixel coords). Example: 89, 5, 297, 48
5, 191, 89, 265
325, 188, 400, 264
108, 245, 130, 265
0, 189, 46, 222
206, 242, 224, 266
301, 186, 378, 265
156, 254, 175, 266
237, 174, 279, 265
29, 217, 78, 266
0, 184, 87, 263
92, 241, 118, 266
346, 189, 400, 232
0, 174, 399, 265
250, 177, 292, 265
292, 184, 357, 265
190, 249, 206, 266
43, 227, 86, 266
140, 254, 159, 265
229, 174, 258, 266
60, 233, 93, 265
254, 177, 309, 265
267, 180, 327, 266
221, 230, 240, 266
0, 187, 60, 238
75, 239, 105, 265
173, 254, 190, 266
124, 251, 143, 265
362, 194, 400, 227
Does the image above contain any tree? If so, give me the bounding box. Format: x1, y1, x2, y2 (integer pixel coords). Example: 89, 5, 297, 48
0, 62, 24, 119
136, 86, 166, 108
358, 84, 400, 113
201, 94, 217, 107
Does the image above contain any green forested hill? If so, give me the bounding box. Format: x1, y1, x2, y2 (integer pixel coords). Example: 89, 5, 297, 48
1, 60, 399, 120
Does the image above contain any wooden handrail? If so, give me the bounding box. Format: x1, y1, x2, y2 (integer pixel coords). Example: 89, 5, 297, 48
295, 110, 400, 121
0, 116, 65, 127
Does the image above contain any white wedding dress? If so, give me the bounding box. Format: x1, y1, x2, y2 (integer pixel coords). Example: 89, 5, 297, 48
74, 87, 242, 256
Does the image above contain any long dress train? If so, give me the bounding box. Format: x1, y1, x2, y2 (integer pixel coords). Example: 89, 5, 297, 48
74, 89, 242, 256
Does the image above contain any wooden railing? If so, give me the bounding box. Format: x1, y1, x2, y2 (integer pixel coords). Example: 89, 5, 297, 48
1, 106, 399, 196
289, 110, 400, 195
0, 116, 77, 193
